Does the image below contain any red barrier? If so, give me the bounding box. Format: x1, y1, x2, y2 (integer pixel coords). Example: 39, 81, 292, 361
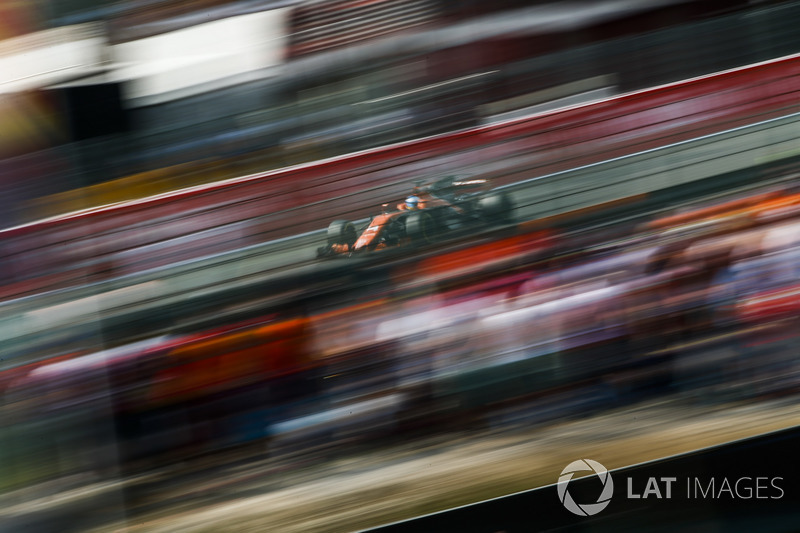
2, 54, 800, 298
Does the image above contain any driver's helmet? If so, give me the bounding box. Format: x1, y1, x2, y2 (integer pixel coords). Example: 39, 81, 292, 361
405, 195, 420, 210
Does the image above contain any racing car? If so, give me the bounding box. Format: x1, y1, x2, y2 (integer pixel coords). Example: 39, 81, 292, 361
317, 177, 513, 257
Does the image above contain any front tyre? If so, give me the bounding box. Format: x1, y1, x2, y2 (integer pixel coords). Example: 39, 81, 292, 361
327, 220, 357, 247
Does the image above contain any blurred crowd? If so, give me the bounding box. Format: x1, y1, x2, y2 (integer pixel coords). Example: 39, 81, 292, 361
2, 182, 800, 494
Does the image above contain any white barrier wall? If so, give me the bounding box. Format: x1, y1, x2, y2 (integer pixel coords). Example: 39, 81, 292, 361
112, 9, 289, 104
0, 9, 289, 104
0, 23, 107, 94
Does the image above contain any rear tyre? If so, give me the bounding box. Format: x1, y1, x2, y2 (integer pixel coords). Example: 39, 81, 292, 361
327, 220, 357, 247
429, 206, 452, 231
478, 190, 513, 224
405, 211, 437, 245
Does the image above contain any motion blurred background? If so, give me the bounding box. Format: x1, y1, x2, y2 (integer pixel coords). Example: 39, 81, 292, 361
1, 0, 800, 531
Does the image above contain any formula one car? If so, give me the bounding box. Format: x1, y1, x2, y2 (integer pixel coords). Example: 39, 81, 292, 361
317, 177, 513, 257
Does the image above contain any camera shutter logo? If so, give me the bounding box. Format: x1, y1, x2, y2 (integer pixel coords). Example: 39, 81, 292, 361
557, 459, 614, 516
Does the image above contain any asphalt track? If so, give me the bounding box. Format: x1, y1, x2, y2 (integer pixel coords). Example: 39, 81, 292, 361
2, 111, 800, 366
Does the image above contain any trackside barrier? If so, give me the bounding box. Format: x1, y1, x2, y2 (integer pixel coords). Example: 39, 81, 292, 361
504, 112, 800, 220
1, 54, 800, 300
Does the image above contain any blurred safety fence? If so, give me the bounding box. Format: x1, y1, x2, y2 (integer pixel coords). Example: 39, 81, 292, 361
3, 181, 800, 491
287, 0, 440, 58
2, 53, 800, 303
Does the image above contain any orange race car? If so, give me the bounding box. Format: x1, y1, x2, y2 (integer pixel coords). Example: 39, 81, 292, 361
317, 177, 513, 257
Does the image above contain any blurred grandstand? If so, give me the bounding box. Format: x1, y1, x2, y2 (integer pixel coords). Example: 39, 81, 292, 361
2, 0, 798, 224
